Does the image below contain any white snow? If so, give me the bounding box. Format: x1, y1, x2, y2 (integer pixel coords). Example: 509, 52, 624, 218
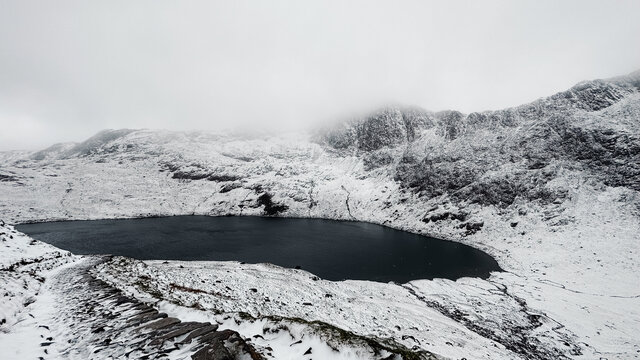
1, 105, 639, 358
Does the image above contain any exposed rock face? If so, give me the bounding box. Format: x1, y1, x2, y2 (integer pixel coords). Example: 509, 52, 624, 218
0, 172, 21, 183
356, 108, 408, 151
548, 118, 640, 190
435, 110, 465, 140
322, 71, 640, 208
322, 106, 435, 151
551, 77, 639, 112
42, 257, 263, 359
256, 192, 289, 216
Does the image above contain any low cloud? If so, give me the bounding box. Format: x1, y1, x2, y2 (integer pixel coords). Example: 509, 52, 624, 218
1, 0, 639, 150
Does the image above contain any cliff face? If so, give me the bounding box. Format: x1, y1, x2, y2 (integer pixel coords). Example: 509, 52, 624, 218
321, 71, 640, 208
323, 107, 435, 151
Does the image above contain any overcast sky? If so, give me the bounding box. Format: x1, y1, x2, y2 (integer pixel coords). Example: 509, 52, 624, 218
1, 0, 639, 150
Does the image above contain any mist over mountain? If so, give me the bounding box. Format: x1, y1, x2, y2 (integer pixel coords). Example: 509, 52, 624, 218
2, 1, 639, 151
2, 0, 640, 357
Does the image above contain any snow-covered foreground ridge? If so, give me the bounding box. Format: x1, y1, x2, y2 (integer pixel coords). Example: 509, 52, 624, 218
1, 223, 430, 360
1, 71, 639, 358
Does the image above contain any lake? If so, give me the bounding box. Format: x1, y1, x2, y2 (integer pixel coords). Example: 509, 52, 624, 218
17, 216, 501, 283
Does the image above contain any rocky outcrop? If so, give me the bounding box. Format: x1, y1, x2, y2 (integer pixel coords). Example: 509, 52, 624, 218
322, 107, 435, 151
435, 110, 465, 140
321, 73, 639, 157
0, 172, 21, 183
45, 257, 264, 359
324, 71, 640, 209
162, 161, 243, 183
256, 192, 289, 216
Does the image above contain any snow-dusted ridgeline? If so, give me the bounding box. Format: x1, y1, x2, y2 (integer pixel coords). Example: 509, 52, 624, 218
1, 71, 639, 359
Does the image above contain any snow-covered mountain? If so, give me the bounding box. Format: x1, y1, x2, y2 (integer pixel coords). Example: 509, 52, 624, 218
1, 71, 639, 359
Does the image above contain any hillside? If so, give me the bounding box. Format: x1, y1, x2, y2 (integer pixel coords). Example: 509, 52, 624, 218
1, 71, 639, 359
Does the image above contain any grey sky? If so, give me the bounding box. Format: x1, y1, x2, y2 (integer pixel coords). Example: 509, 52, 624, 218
1, 0, 639, 150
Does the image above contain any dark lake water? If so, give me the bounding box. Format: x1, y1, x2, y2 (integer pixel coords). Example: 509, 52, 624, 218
17, 216, 501, 283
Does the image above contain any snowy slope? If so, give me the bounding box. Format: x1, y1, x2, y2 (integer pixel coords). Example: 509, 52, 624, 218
1, 223, 425, 360
1, 71, 639, 359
